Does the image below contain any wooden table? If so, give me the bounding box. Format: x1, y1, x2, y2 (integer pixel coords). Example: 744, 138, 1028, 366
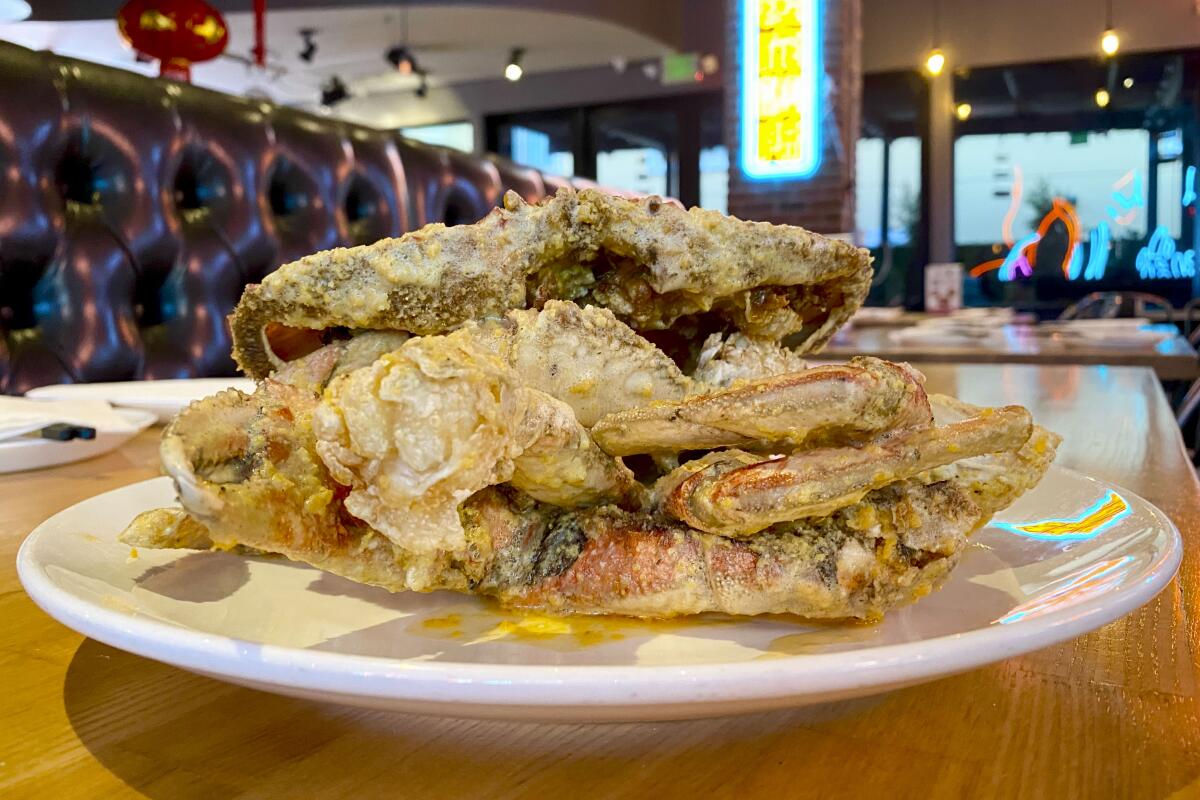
824, 324, 1200, 380
3, 363, 1199, 798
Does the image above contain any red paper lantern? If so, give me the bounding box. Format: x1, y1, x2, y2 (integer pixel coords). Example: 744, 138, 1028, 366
117, 0, 229, 81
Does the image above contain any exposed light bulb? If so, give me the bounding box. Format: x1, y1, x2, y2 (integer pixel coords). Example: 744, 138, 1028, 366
955, 102, 972, 121
925, 49, 946, 77
1095, 88, 1111, 108
1100, 29, 1119, 56
505, 47, 525, 82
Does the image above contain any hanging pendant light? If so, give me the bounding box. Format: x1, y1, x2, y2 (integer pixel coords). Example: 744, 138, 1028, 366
923, 0, 946, 76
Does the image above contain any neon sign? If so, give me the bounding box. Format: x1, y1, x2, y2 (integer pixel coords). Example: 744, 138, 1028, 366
1106, 170, 1144, 226
971, 196, 1114, 282
1183, 165, 1196, 207
1136, 225, 1196, 279
739, 0, 822, 180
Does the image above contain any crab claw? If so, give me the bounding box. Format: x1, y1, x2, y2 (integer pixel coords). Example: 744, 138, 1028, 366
590, 357, 932, 456
660, 405, 1034, 537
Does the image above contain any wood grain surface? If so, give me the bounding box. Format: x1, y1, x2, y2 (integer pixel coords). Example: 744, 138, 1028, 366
823, 325, 1200, 380
2, 364, 1198, 799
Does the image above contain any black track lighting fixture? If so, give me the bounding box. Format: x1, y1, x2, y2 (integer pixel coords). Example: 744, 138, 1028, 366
299, 28, 317, 63
386, 44, 418, 75
505, 47, 525, 82
320, 75, 349, 107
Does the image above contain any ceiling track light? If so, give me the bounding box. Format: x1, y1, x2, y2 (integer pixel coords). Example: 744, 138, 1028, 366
386, 44, 417, 75
505, 47, 525, 82
1100, 0, 1119, 56
321, 75, 349, 107
299, 28, 317, 63
923, 0, 946, 76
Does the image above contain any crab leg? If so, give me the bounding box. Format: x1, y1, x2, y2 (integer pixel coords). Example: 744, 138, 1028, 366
662, 405, 1033, 536
590, 357, 932, 456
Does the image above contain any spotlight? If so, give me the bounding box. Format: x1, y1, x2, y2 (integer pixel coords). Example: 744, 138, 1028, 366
1122, 76, 1134, 89
1095, 88, 1110, 108
610, 56, 628, 74
955, 102, 972, 121
924, 48, 945, 77
299, 28, 317, 63
386, 45, 417, 75
1100, 28, 1119, 56
320, 75, 349, 107
505, 47, 524, 82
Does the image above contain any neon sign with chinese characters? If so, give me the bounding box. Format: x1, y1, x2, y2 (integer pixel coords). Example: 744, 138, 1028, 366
1136, 225, 1196, 279
739, 0, 822, 180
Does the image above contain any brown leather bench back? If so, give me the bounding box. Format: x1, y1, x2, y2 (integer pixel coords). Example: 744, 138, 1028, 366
0, 41, 564, 392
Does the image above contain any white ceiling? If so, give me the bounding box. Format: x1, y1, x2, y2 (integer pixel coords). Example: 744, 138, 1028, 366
0, 4, 672, 108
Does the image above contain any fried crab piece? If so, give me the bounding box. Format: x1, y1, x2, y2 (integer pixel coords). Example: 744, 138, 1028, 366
474, 300, 694, 427
691, 332, 809, 387
925, 394, 1062, 517
230, 188, 872, 379
313, 333, 642, 555
658, 405, 1036, 536
120, 477, 985, 620
589, 356, 932, 456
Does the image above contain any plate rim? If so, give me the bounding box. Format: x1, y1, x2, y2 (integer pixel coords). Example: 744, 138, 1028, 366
15, 466, 1183, 709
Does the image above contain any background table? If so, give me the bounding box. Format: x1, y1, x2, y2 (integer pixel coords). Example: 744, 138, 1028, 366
3, 364, 1199, 798
824, 325, 1200, 380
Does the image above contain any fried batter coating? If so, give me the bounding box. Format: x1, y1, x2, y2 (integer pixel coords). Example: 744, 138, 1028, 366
230, 188, 872, 379
313, 334, 641, 554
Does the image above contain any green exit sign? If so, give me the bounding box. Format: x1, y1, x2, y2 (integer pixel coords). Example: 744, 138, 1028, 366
661, 52, 699, 84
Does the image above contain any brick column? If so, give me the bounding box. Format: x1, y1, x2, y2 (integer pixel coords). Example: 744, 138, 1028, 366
724, 0, 862, 233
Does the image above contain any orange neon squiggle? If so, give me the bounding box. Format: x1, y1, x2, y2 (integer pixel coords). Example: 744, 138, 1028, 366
1001, 165, 1023, 248
1029, 197, 1080, 278
969, 258, 1005, 277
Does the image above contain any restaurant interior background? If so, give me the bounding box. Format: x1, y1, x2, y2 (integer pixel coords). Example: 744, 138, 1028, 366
2, 0, 1200, 372
5, 1, 1200, 308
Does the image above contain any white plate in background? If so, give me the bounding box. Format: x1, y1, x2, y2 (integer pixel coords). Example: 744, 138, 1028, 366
17, 467, 1180, 721
26, 378, 256, 423
0, 408, 156, 474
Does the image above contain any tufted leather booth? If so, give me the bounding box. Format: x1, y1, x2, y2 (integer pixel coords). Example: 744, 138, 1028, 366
0, 41, 577, 393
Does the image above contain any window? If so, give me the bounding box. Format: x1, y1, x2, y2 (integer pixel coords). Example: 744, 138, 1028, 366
509, 125, 574, 177
855, 138, 883, 248
856, 136, 922, 249
699, 145, 728, 213
955, 130, 1149, 247
399, 122, 474, 153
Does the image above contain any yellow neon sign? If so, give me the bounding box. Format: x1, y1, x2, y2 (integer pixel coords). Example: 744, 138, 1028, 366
740, 0, 822, 179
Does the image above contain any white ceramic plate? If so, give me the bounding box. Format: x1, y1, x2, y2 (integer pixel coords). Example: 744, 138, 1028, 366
26, 378, 256, 423
0, 408, 156, 474
17, 466, 1180, 721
